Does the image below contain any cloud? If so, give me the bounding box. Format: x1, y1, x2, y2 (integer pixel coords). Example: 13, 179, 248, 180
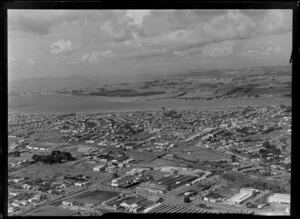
125, 10, 151, 27
261, 46, 284, 56
125, 48, 168, 59
203, 10, 257, 41
50, 39, 75, 55
240, 49, 260, 57
100, 21, 134, 42
173, 40, 236, 58
12, 16, 53, 35
98, 11, 147, 43
7, 9, 293, 79
8, 10, 110, 35
258, 10, 292, 34
81, 50, 113, 63
240, 41, 285, 57
139, 10, 291, 59
8, 56, 36, 66
202, 41, 236, 57
125, 10, 257, 58
8, 10, 71, 35
241, 46, 284, 57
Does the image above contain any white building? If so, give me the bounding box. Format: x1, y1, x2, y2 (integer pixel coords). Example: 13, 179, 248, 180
268, 193, 290, 204
227, 188, 256, 205
93, 164, 106, 172
74, 181, 89, 186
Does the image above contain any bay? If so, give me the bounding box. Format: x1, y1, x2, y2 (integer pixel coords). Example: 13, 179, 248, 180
8, 95, 291, 114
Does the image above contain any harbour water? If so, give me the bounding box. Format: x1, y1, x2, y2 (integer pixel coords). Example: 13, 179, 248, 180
8, 94, 291, 114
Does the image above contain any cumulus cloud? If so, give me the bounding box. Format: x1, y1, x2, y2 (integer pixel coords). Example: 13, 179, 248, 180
174, 40, 236, 58
81, 50, 113, 63
128, 10, 257, 57
241, 45, 284, 57
8, 10, 79, 35
138, 9, 291, 59
202, 41, 236, 57
125, 10, 151, 27
100, 21, 134, 42
7, 9, 292, 78
258, 10, 292, 34
8, 56, 36, 66
98, 11, 147, 43
125, 48, 167, 59
240, 38, 286, 58
50, 39, 75, 55
204, 10, 257, 40
261, 46, 284, 55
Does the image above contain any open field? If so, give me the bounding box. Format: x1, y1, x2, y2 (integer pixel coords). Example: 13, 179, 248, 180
11, 160, 112, 184
27, 205, 75, 216
173, 149, 231, 162
140, 158, 188, 168
126, 150, 162, 162
74, 190, 119, 204
12, 162, 88, 179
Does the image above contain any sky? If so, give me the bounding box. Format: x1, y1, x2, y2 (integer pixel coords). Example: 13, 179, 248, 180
8, 9, 292, 81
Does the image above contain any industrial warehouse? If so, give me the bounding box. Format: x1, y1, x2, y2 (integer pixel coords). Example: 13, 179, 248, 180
226, 188, 258, 205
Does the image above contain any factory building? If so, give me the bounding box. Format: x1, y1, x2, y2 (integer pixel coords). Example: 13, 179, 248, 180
136, 182, 167, 194
268, 193, 290, 204
154, 174, 198, 190
227, 188, 256, 205
26, 144, 53, 152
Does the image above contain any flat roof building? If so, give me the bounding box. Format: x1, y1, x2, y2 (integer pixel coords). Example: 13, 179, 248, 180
227, 188, 255, 205
136, 182, 167, 194
268, 193, 290, 204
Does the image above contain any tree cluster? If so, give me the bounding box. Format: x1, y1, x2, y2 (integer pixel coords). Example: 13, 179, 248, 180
242, 181, 287, 193
260, 141, 281, 156
32, 150, 75, 165
206, 191, 223, 199
8, 150, 20, 157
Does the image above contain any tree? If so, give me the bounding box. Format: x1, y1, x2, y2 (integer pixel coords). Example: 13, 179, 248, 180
184, 196, 191, 203
63, 151, 73, 160
112, 173, 119, 179
231, 155, 237, 162
11, 151, 20, 157
56, 156, 63, 163
263, 141, 271, 149
32, 154, 40, 161
274, 148, 281, 156
51, 150, 62, 157
279, 104, 286, 109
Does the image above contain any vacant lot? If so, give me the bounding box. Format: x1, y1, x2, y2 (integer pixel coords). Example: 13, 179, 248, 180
140, 158, 187, 168
12, 160, 110, 182
173, 149, 230, 162
75, 190, 119, 204
126, 150, 159, 162
27, 205, 75, 216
